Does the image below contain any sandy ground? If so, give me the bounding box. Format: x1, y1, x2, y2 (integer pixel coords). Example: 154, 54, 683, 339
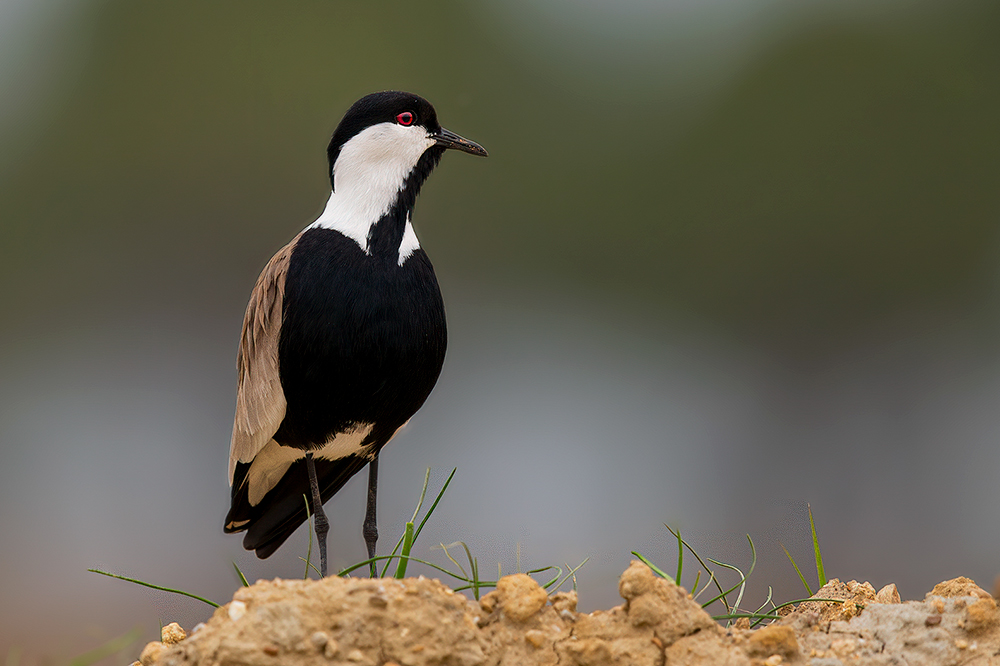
138, 562, 1000, 666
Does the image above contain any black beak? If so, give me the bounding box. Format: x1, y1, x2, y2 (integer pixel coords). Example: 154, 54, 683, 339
434, 127, 488, 157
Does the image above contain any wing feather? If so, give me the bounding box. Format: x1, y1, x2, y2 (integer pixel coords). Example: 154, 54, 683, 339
228, 236, 299, 483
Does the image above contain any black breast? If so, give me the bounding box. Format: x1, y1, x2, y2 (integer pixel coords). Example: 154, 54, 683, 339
274, 227, 447, 450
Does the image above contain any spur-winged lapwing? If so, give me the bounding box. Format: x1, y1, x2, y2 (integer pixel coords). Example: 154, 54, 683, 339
224, 91, 487, 576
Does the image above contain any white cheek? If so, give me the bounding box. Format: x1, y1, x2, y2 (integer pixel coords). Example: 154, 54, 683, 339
310, 122, 434, 252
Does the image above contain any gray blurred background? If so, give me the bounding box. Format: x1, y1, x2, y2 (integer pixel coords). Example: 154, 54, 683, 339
2, 0, 999, 661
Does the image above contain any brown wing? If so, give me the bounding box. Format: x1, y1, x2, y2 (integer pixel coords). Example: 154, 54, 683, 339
228, 235, 300, 484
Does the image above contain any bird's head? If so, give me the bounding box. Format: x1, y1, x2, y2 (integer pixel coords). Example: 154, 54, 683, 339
326, 91, 487, 199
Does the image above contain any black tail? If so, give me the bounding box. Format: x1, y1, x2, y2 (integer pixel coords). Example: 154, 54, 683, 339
225, 453, 371, 559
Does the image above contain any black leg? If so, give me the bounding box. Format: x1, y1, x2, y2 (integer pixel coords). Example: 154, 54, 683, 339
305, 452, 328, 577
363, 453, 379, 577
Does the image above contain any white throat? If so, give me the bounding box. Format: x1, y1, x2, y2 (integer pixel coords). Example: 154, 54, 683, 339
308, 121, 433, 266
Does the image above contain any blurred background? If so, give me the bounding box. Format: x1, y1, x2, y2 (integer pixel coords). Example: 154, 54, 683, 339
2, 0, 999, 661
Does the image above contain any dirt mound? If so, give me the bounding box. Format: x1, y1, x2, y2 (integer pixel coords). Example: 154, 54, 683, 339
141, 562, 1000, 666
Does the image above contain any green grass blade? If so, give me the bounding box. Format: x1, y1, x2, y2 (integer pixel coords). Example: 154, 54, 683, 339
675, 528, 684, 584
438, 542, 469, 578
630, 551, 674, 582
298, 557, 323, 578
473, 556, 480, 600
88, 569, 220, 608
809, 504, 827, 587
713, 612, 781, 622
780, 542, 813, 596
233, 562, 250, 587
69, 628, 142, 666
410, 468, 431, 523
771, 597, 844, 613
693, 570, 716, 602
535, 565, 564, 590
743, 535, 757, 580
394, 522, 415, 579
664, 525, 726, 608
413, 468, 456, 542
548, 558, 589, 592
456, 541, 479, 599
750, 586, 775, 628
701, 558, 745, 610
380, 532, 408, 578
338, 554, 497, 588
303, 494, 313, 579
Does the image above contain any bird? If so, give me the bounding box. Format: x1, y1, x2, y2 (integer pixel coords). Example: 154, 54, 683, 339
223, 91, 487, 577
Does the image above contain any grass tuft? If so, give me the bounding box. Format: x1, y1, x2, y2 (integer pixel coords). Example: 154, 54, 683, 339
635, 511, 835, 626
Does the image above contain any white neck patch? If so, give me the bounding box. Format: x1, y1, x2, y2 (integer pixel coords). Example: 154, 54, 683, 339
397, 215, 420, 266
309, 121, 433, 261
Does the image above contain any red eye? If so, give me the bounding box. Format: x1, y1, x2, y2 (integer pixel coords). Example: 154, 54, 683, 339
396, 111, 415, 126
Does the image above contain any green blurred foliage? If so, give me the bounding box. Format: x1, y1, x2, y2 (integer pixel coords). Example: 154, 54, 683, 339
2, 0, 999, 351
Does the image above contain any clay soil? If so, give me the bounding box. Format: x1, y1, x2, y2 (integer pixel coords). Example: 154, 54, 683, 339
140, 561, 1000, 666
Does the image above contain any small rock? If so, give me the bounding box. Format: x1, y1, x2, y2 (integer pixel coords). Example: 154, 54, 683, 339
875, 584, 900, 604
310, 631, 328, 648
324, 640, 339, 659
747, 625, 798, 658
524, 630, 546, 647
139, 641, 165, 666
346, 648, 365, 661
495, 574, 549, 622
262, 644, 279, 656
479, 591, 499, 614
925, 615, 942, 626
928, 577, 992, 599
160, 622, 186, 645
228, 600, 247, 621
763, 655, 783, 666
845, 581, 877, 599
550, 590, 578, 614
618, 561, 657, 600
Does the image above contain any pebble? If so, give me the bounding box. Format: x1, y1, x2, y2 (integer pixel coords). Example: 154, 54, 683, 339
160, 622, 186, 645
228, 600, 247, 621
